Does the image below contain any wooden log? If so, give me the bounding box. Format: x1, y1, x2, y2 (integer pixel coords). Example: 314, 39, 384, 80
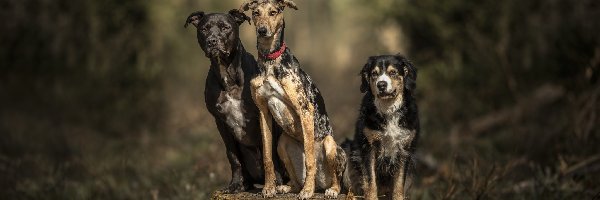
210, 190, 351, 200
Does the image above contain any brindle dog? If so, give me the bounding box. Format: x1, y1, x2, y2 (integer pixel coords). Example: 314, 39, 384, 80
240, 0, 346, 199
184, 9, 285, 193
344, 55, 419, 200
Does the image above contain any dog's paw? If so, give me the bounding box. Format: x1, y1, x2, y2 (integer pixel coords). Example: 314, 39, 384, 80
325, 187, 340, 198
298, 187, 314, 200
276, 185, 292, 194
262, 185, 277, 198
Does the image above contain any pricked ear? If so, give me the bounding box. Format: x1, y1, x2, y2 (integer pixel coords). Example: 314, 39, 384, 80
360, 57, 375, 93
229, 9, 251, 25
184, 11, 205, 28
277, 0, 298, 10
240, 0, 258, 11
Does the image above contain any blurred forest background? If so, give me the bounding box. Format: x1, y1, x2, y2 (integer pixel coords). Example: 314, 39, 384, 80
1, 0, 598, 199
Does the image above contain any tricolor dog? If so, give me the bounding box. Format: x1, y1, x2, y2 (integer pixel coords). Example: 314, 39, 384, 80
240, 0, 346, 199
345, 54, 420, 200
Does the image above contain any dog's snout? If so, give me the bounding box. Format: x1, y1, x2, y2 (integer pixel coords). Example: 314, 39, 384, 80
258, 27, 267, 36
377, 81, 387, 91
207, 38, 218, 47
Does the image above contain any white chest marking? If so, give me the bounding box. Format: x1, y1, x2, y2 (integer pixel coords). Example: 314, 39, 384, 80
374, 95, 404, 116
257, 76, 286, 99
380, 115, 412, 162
218, 93, 246, 139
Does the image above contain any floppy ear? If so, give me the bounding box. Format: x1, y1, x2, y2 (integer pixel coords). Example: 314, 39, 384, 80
360, 57, 374, 93
277, 0, 298, 10
184, 11, 205, 28
396, 54, 417, 92
229, 9, 251, 25
240, 0, 258, 11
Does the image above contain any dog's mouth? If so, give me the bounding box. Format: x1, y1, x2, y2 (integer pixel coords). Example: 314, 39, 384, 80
257, 32, 272, 38
377, 89, 397, 99
206, 47, 230, 59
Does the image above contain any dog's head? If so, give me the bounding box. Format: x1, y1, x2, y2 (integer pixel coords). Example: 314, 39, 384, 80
184, 9, 250, 59
360, 54, 417, 100
240, 0, 297, 38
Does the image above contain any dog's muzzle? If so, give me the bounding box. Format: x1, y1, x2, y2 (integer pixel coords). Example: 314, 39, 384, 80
258, 27, 268, 37
375, 73, 397, 98
376, 83, 397, 98
205, 38, 229, 58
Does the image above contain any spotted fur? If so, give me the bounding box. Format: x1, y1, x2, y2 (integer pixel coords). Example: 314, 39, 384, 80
241, 0, 344, 199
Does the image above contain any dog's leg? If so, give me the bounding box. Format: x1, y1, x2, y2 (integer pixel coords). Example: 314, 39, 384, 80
257, 104, 277, 197
272, 124, 290, 193
364, 148, 378, 200
280, 78, 316, 199
277, 133, 303, 193
215, 120, 248, 193
298, 112, 316, 200
323, 135, 341, 198
392, 159, 410, 200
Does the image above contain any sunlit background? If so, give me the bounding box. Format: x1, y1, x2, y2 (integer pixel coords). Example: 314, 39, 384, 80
1, 0, 598, 199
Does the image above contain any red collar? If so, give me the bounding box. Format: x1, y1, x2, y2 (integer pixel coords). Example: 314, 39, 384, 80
260, 42, 286, 60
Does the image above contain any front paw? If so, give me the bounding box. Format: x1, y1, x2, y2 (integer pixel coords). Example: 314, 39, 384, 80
276, 185, 292, 194
262, 184, 277, 198
219, 182, 247, 194
324, 187, 339, 198
298, 187, 314, 200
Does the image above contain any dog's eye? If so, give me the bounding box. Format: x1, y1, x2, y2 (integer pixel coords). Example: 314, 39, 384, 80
370, 71, 378, 77
252, 11, 259, 16
389, 71, 398, 76
269, 11, 278, 16
222, 25, 231, 30
201, 26, 210, 32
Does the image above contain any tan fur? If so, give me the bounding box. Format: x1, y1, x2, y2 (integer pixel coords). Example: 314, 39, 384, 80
392, 165, 406, 200
364, 128, 382, 144
250, 78, 277, 197
277, 134, 301, 192
245, 1, 343, 198
323, 135, 340, 197
279, 77, 317, 198
368, 65, 404, 102
365, 148, 378, 200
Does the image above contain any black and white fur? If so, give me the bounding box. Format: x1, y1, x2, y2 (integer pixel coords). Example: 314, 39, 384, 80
344, 54, 419, 200
184, 9, 286, 193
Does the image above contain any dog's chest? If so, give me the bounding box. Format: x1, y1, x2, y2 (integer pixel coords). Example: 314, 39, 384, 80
216, 88, 249, 143
252, 62, 293, 102
367, 116, 413, 160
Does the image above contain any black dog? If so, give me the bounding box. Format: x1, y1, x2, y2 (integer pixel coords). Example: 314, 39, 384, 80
344, 54, 419, 199
184, 9, 285, 193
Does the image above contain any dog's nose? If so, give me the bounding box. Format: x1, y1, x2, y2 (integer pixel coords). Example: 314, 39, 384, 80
376, 81, 387, 91
207, 38, 218, 47
258, 27, 267, 36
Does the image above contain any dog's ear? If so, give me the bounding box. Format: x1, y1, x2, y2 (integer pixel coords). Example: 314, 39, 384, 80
229, 9, 251, 25
184, 11, 205, 28
240, 0, 258, 11
277, 0, 298, 10
360, 57, 375, 93
396, 54, 417, 92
